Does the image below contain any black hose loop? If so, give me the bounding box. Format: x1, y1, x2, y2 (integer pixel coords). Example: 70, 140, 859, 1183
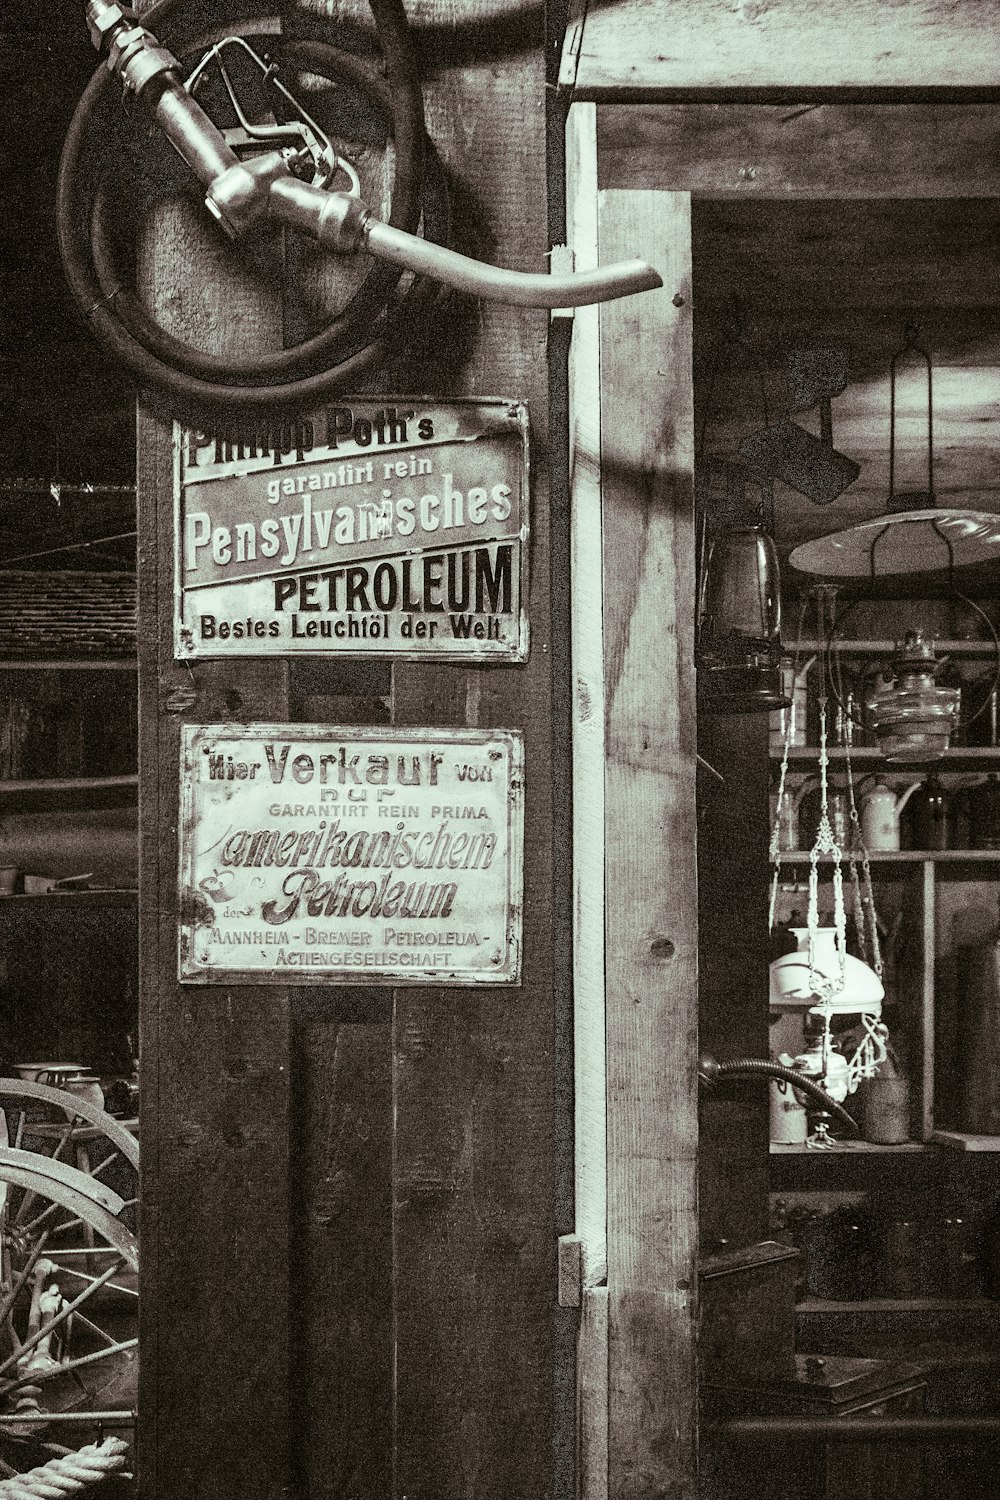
699, 1055, 859, 1136
57, 0, 442, 415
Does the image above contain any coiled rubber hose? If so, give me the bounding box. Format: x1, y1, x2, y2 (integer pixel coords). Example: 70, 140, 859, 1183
57, 0, 443, 415
698, 1055, 859, 1136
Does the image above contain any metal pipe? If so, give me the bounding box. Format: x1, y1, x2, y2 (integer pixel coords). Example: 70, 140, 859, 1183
150, 83, 237, 185
364, 219, 663, 307
0, 1411, 135, 1426
709, 1416, 1000, 1444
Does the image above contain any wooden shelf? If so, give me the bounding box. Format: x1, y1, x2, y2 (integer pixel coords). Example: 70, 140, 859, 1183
773, 744, 1000, 768
0, 660, 136, 672
797, 1297, 999, 1314
931, 1131, 1000, 1152
0, 890, 137, 908
771, 746, 1000, 765
774, 850, 1000, 864
786, 639, 998, 657
0, 774, 137, 794
771, 1140, 929, 1154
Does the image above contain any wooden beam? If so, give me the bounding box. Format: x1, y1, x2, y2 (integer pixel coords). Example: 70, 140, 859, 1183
137, 189, 292, 1500
578, 1288, 609, 1500
291, 995, 393, 1500
389, 9, 555, 1498
597, 104, 1000, 199
138, 420, 293, 1500
566, 100, 608, 1292
565, 0, 1000, 99
598, 190, 698, 1500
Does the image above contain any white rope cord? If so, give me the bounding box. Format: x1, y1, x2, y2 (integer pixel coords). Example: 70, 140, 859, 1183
0, 1439, 128, 1499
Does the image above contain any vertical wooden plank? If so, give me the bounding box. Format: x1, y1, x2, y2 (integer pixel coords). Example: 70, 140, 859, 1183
137, 188, 292, 1498
566, 100, 608, 1292
286, 663, 394, 1499
291, 993, 393, 1500
578, 1288, 609, 1500
696, 713, 770, 1253
922, 859, 936, 1140
390, 6, 554, 1495
598, 189, 698, 1500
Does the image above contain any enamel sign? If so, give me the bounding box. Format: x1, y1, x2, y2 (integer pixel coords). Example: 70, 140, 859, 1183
178, 725, 524, 984
173, 399, 529, 660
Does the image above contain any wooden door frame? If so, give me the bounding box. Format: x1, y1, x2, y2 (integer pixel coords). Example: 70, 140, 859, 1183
566, 101, 700, 1500
564, 87, 1000, 1499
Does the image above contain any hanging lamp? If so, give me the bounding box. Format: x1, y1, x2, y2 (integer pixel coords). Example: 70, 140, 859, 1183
696, 458, 789, 712
790, 325, 1000, 577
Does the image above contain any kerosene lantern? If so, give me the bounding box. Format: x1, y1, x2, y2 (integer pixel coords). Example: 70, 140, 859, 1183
865, 630, 962, 761
697, 460, 789, 713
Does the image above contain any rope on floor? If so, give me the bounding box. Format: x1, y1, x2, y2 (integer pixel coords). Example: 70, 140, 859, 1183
0, 1439, 129, 1498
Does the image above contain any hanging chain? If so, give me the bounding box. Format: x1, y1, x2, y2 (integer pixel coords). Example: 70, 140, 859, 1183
807, 698, 847, 1006
769, 595, 810, 932
841, 695, 888, 1088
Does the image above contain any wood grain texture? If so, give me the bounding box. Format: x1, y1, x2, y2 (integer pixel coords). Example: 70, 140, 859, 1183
598, 191, 698, 1499
578, 1287, 609, 1500
597, 104, 1000, 199
290, 997, 393, 1500
137, 188, 292, 1499
921, 861, 936, 1141
386, 4, 556, 1498
696, 714, 769, 1254
566, 100, 608, 1292
566, 0, 1000, 97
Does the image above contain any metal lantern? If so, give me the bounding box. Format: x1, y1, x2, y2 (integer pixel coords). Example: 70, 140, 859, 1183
697, 455, 789, 713
698, 522, 788, 711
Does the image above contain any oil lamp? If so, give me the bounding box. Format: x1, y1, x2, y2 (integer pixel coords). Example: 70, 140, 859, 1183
865, 630, 961, 761
697, 463, 788, 713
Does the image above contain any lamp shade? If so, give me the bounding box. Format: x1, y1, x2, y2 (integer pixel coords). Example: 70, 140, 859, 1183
770, 928, 884, 1015
789, 508, 1000, 578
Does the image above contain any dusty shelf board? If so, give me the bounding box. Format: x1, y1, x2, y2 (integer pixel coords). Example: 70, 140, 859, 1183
797, 1297, 1000, 1314
0, 775, 138, 794
785, 639, 1000, 656
770, 1141, 928, 1155
773, 850, 1000, 864
930, 1131, 1000, 1152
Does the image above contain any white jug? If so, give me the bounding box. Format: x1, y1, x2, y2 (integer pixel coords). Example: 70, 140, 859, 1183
859, 776, 921, 852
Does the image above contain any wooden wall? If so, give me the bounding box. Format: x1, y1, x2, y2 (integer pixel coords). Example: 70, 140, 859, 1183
136, 4, 557, 1497
561, 0, 1000, 96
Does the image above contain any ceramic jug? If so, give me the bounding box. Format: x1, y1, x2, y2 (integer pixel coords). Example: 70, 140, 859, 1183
859, 777, 921, 852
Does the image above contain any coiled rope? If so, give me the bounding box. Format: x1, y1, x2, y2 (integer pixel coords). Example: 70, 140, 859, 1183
0, 1439, 129, 1498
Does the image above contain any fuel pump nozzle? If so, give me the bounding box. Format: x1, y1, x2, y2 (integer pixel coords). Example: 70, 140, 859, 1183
84, 0, 662, 309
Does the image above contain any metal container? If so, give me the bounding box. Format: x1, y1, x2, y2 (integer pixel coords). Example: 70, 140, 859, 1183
699, 1240, 799, 1385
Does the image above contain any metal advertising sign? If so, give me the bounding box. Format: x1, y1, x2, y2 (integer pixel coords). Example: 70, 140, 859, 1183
173, 399, 529, 660
178, 725, 524, 985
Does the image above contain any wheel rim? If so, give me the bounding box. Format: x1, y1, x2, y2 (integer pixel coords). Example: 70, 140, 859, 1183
0, 1083, 137, 1478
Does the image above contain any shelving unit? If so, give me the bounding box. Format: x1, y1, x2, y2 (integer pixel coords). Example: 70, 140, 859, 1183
0, 564, 138, 1071
773, 746, 1000, 767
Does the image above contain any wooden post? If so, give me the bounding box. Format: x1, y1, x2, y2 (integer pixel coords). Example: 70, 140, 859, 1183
389, 11, 555, 1498
137, 195, 292, 1497
600, 191, 699, 1500
135, 4, 555, 1496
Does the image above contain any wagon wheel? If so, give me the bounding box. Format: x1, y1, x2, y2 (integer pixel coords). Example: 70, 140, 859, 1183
0, 1082, 137, 1485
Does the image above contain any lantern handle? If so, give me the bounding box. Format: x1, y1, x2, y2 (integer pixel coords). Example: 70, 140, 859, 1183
889, 323, 934, 510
